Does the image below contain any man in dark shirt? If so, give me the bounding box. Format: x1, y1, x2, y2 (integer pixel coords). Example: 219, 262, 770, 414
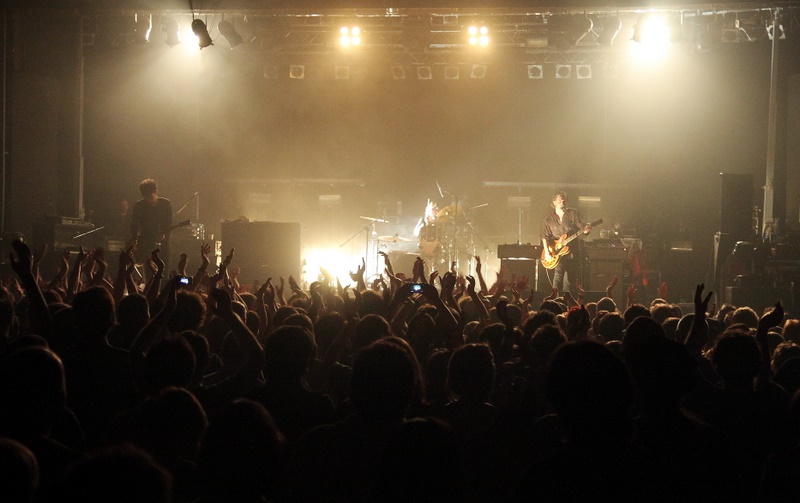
541, 191, 591, 295
130, 178, 173, 272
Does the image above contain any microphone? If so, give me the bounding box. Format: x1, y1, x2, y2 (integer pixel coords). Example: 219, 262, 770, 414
436, 181, 444, 198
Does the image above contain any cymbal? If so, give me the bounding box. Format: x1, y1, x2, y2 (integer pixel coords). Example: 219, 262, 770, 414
378, 235, 411, 243
437, 204, 466, 224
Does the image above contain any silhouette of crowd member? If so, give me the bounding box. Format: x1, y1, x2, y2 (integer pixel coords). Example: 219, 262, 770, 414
107, 293, 150, 350
197, 399, 283, 503
596, 311, 624, 342
51, 444, 171, 503
622, 303, 650, 328
247, 325, 334, 449
61, 286, 136, 448
0, 347, 84, 493
130, 178, 173, 274
138, 387, 207, 503
760, 389, 800, 502
284, 340, 415, 502
371, 417, 464, 503
783, 318, 800, 344
682, 319, 789, 502
0, 437, 39, 503
517, 340, 670, 501
624, 327, 733, 501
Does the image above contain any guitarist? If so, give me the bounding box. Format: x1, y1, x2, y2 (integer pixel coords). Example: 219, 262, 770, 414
130, 178, 173, 274
541, 191, 592, 295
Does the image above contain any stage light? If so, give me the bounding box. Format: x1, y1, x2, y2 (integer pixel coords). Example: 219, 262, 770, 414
191, 19, 213, 49
335, 65, 350, 79
576, 64, 592, 79
632, 16, 671, 46
470, 64, 487, 79
339, 26, 362, 47
467, 24, 489, 46
134, 14, 151, 44
416, 66, 432, 80
163, 17, 180, 46
263, 65, 278, 79
597, 17, 622, 46
391, 65, 406, 80
444, 65, 459, 80
218, 20, 243, 48
604, 63, 620, 78
527, 64, 543, 79
555, 64, 572, 79
289, 65, 305, 79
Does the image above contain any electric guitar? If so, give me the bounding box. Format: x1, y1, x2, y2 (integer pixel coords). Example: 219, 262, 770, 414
540, 218, 603, 270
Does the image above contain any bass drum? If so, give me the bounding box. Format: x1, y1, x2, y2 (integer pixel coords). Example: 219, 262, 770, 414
418, 224, 444, 259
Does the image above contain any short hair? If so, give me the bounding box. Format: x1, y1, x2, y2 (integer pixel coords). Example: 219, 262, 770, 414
729, 307, 759, 329
596, 296, 617, 313
551, 191, 567, 206
784, 319, 800, 345
139, 178, 158, 197
446, 343, 495, 402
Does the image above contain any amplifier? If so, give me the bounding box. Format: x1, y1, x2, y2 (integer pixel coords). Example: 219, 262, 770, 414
497, 243, 542, 259
584, 245, 628, 262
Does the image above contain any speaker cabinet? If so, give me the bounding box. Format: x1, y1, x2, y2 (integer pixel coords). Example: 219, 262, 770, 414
501, 259, 537, 282
720, 173, 754, 240
586, 260, 627, 292
221, 221, 301, 283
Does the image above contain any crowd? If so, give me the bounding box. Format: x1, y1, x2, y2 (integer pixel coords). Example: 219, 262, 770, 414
0, 238, 798, 502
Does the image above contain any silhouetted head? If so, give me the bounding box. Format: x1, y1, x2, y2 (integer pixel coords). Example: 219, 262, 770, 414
598, 312, 624, 342
530, 324, 567, 361
354, 314, 392, 352
351, 340, 415, 423
263, 325, 315, 381
0, 437, 38, 503
141, 336, 195, 396
72, 287, 115, 338
447, 343, 495, 403
199, 399, 282, 498
622, 303, 650, 328
712, 332, 761, 389
0, 347, 66, 438
56, 444, 171, 503
140, 387, 207, 460
546, 341, 634, 443
372, 417, 463, 502
167, 291, 205, 333
596, 297, 617, 314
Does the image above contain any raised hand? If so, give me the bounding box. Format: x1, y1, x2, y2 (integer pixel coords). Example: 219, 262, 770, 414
606, 275, 618, 297
8, 239, 34, 276
626, 283, 637, 301
466, 275, 477, 296
178, 253, 189, 277
475, 255, 482, 273
658, 282, 668, 301
150, 248, 165, 275
759, 302, 784, 333
693, 283, 713, 317
199, 243, 212, 272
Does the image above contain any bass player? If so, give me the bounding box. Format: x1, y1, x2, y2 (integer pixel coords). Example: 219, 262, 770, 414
541, 190, 593, 296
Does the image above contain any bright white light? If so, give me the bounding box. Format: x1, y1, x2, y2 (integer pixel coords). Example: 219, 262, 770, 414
479, 35, 489, 46
469, 36, 478, 46
468, 26, 478, 35
639, 17, 671, 46
302, 247, 362, 287
479, 26, 488, 35
339, 26, 362, 47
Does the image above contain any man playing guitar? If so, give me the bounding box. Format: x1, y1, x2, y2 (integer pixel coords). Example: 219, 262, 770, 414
541, 191, 593, 296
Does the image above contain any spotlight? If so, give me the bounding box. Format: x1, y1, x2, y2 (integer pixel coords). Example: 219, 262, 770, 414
339, 26, 362, 47
444, 65, 459, 80
632, 16, 671, 46
191, 19, 213, 49
467, 24, 489, 46
597, 17, 622, 46
391, 65, 406, 80
289, 65, 305, 79
134, 14, 151, 44
527, 64, 543, 79
576, 64, 592, 79
263, 65, 278, 79
218, 20, 243, 48
163, 17, 180, 46
555, 64, 572, 79
416, 66, 432, 80
470, 64, 487, 79
335, 65, 350, 79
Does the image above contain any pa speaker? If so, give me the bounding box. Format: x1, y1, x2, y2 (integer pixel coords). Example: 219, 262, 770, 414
720, 173, 754, 240
221, 221, 301, 283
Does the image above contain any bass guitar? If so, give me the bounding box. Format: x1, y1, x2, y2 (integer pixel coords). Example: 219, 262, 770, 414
540, 218, 603, 270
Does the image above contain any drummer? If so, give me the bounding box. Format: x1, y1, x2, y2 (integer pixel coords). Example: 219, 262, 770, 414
413, 200, 438, 237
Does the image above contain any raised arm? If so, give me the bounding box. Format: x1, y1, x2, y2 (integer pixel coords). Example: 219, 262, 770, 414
685, 284, 713, 356
8, 239, 52, 341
